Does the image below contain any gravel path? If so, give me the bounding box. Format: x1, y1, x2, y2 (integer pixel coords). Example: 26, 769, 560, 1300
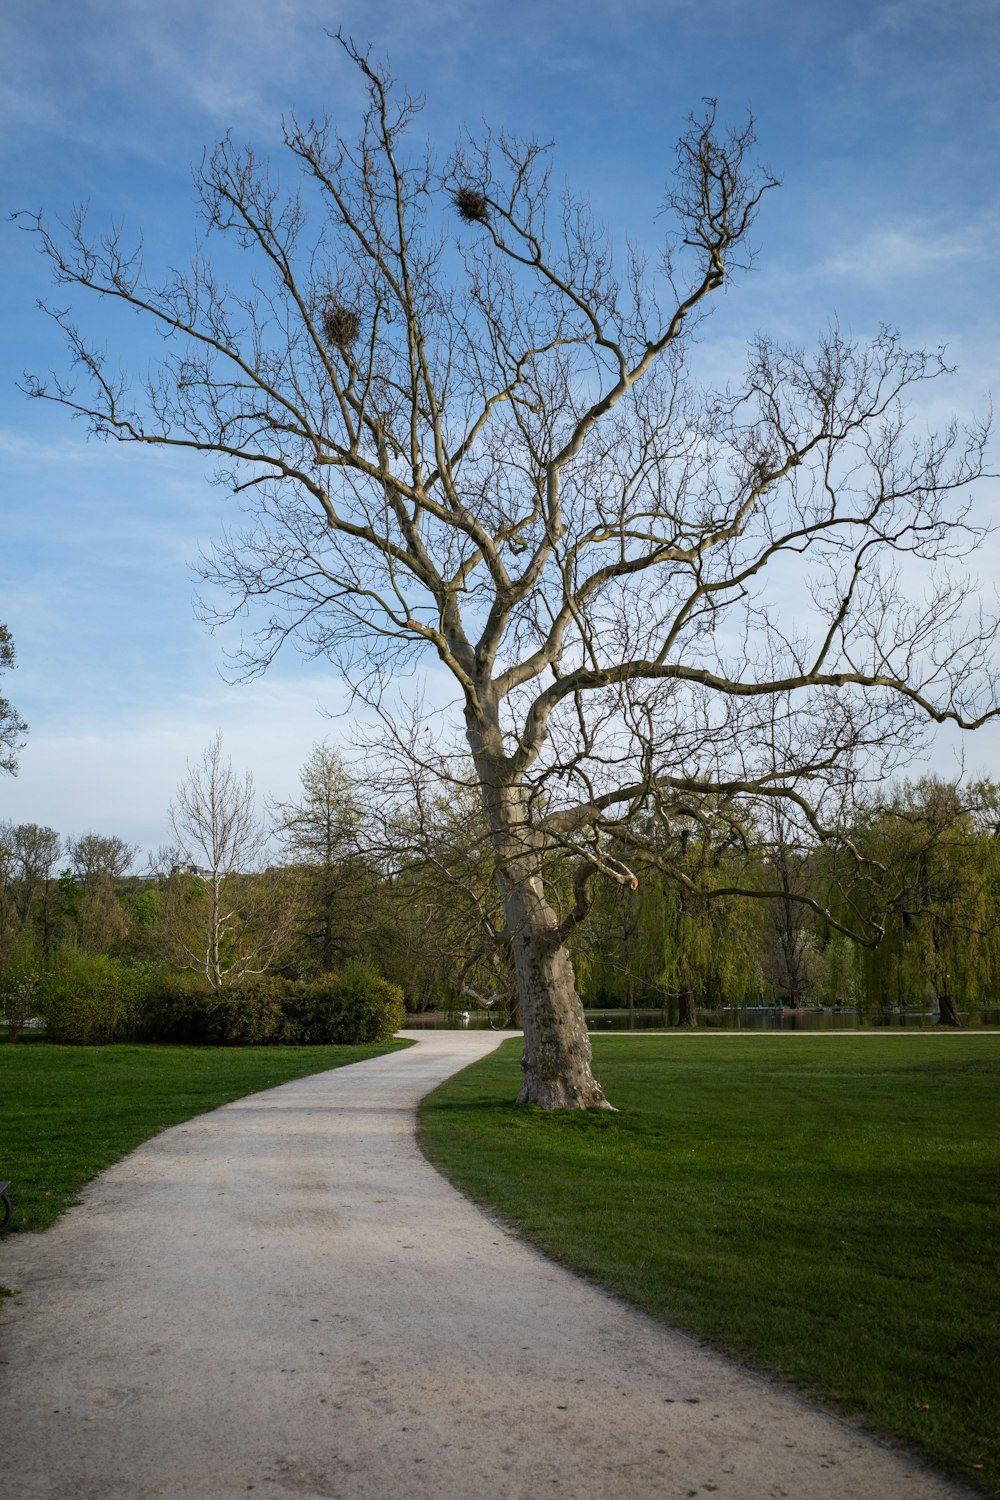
0, 1031, 974, 1499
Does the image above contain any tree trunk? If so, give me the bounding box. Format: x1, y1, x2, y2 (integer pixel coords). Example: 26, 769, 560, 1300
506, 884, 609, 1108
677, 983, 698, 1028
472, 736, 608, 1109
209, 875, 224, 990
937, 992, 961, 1027
321, 895, 335, 974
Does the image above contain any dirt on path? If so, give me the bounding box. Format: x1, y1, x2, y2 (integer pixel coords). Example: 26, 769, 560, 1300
0, 1031, 975, 1499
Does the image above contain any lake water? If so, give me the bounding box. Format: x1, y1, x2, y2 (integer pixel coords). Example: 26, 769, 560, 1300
404, 1006, 1000, 1032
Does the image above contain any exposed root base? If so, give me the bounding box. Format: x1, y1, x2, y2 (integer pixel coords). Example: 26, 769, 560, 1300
516, 1078, 615, 1111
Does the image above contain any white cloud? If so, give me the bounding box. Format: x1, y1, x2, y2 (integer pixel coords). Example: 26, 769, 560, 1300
1, 0, 354, 153
2, 653, 465, 859
2, 671, 359, 856
818, 216, 992, 287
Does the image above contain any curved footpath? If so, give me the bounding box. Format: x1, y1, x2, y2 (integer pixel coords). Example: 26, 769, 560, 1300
0, 1032, 975, 1500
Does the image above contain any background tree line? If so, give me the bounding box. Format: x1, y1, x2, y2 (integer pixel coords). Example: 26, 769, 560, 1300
3, 736, 999, 1035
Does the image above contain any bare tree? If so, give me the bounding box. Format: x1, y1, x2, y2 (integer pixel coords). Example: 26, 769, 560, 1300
4, 822, 62, 949
61, 831, 138, 956
0, 625, 28, 775
19, 37, 998, 1105
66, 831, 138, 886
168, 733, 290, 988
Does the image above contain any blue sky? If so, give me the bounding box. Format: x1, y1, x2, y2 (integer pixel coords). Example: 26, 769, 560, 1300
2, 0, 999, 859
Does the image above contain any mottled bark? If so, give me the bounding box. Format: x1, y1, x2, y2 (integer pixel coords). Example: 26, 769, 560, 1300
472, 730, 609, 1108
505, 884, 609, 1109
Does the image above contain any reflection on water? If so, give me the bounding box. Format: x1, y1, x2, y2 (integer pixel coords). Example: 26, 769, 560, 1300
403, 1006, 1000, 1032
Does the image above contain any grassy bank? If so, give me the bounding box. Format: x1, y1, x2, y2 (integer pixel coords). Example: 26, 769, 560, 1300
419, 1034, 999, 1496
0, 1036, 407, 1234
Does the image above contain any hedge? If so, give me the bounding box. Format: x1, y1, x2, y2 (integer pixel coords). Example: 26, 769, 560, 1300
139, 960, 404, 1046
28, 955, 404, 1047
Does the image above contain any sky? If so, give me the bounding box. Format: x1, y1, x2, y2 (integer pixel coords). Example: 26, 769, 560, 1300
2, 0, 999, 862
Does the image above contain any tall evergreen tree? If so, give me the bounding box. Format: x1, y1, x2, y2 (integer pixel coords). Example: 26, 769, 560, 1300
272, 743, 368, 975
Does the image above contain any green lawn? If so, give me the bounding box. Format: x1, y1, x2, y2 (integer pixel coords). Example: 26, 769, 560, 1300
419, 1034, 999, 1497
0, 1036, 408, 1235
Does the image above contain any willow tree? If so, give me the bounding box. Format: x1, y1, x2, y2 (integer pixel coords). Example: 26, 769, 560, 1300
850, 778, 1000, 1024
20, 38, 997, 1104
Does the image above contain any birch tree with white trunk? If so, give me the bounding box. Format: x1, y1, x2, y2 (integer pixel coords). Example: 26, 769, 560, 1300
19, 37, 998, 1104
168, 733, 288, 989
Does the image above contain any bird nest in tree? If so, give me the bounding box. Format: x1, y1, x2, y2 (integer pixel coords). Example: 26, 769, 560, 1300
454, 185, 490, 225
322, 300, 360, 351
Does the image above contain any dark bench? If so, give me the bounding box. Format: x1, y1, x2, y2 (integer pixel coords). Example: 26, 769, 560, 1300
0, 1180, 11, 1230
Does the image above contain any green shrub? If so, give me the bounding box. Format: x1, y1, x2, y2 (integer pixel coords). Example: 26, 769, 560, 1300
140, 972, 285, 1045
138, 971, 213, 1042
279, 972, 340, 1044
1, 970, 40, 1042
138, 960, 403, 1046
296, 958, 404, 1044
1, 933, 44, 1041
210, 976, 286, 1045
40, 952, 147, 1044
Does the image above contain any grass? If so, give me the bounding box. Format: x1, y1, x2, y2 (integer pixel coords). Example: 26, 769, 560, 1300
0, 1035, 408, 1235
419, 1034, 1000, 1497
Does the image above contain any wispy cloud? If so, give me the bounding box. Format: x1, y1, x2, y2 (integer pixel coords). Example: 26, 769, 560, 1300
844, 0, 1000, 120
1, 0, 350, 151
3, 664, 343, 835
818, 214, 994, 287
1, 663, 458, 854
